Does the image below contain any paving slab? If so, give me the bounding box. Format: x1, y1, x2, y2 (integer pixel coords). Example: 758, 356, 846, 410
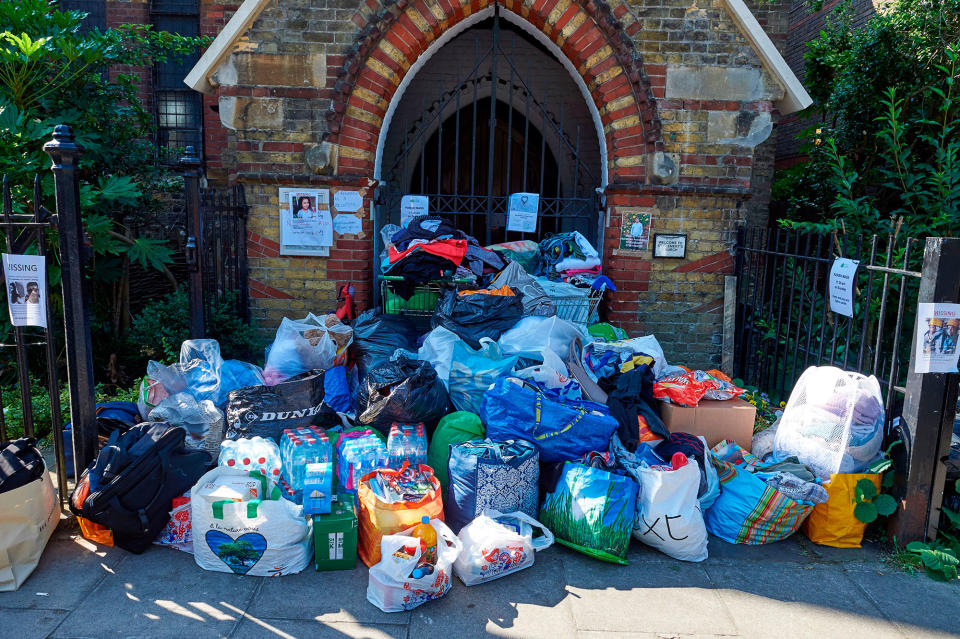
249, 561, 409, 626
705, 562, 903, 639
700, 535, 820, 566
578, 633, 742, 639
49, 545, 261, 639
0, 608, 71, 639
850, 568, 960, 638
408, 549, 575, 639
230, 618, 407, 639
559, 545, 738, 636
0, 519, 128, 611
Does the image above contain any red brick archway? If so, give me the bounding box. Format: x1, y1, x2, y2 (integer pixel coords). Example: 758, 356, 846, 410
325, 0, 662, 185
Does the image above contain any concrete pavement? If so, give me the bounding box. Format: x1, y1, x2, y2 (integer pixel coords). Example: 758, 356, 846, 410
2, 515, 959, 639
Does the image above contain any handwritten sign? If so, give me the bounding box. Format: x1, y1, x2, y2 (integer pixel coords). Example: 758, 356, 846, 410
400, 195, 429, 227
333, 189, 363, 213
828, 257, 859, 317
333, 214, 362, 236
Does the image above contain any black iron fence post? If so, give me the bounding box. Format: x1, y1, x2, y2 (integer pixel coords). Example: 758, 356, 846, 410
44, 125, 97, 470
890, 237, 960, 543
180, 146, 204, 339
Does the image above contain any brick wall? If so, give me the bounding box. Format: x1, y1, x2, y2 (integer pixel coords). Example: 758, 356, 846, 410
191, 0, 791, 370
106, 0, 153, 113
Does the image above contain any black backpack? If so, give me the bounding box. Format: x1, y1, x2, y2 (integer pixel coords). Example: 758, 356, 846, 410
69, 422, 211, 553
0, 437, 45, 495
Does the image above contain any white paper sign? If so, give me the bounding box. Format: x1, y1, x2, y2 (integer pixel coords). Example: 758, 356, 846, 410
507, 192, 539, 233
3, 254, 47, 328
828, 257, 859, 317
914, 303, 960, 373
333, 214, 362, 236
400, 195, 429, 227
333, 190, 363, 213
279, 188, 332, 256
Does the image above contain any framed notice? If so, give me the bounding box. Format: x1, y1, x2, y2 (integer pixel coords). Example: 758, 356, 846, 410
653, 233, 687, 259
279, 188, 333, 256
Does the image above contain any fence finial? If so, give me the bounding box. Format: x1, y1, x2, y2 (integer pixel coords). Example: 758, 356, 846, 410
42, 124, 84, 167
179, 145, 201, 171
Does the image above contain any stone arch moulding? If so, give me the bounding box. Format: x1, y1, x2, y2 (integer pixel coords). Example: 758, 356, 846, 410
325, 0, 664, 187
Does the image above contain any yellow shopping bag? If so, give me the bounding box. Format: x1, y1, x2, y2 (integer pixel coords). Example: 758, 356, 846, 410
802, 473, 881, 548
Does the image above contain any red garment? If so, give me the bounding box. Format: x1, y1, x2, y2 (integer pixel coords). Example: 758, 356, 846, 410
387, 239, 467, 266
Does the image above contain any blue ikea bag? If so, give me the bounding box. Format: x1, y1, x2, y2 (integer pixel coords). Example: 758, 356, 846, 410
446, 438, 539, 532
480, 377, 618, 462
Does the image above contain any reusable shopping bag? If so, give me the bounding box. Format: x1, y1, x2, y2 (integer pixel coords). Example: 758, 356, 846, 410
454, 510, 553, 586
538, 462, 638, 564
704, 442, 815, 545
427, 412, 485, 492
631, 461, 708, 562
225, 370, 340, 442
0, 464, 58, 591
192, 467, 313, 576
357, 464, 445, 566
802, 473, 881, 548
446, 439, 539, 532
366, 518, 462, 612
481, 377, 618, 462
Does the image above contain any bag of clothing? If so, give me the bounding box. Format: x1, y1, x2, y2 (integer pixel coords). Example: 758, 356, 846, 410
498, 316, 585, 363
448, 339, 518, 415
357, 464, 445, 567
0, 441, 58, 591
432, 288, 523, 350
490, 261, 555, 316
427, 412, 485, 493
604, 366, 669, 451
145, 340, 263, 408
447, 439, 539, 532
631, 459, 708, 562
69, 423, 211, 553
192, 467, 313, 576
802, 473, 882, 548
366, 518, 462, 612
481, 377, 618, 462
485, 239, 540, 273
225, 370, 340, 443
350, 311, 421, 383
454, 510, 554, 586
538, 462, 638, 564
357, 354, 450, 434
263, 313, 353, 384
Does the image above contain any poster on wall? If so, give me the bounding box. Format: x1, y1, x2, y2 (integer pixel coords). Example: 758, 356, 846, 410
2, 253, 46, 328
333, 189, 363, 213
828, 257, 859, 317
506, 193, 539, 233
400, 195, 429, 227
279, 188, 333, 256
617, 209, 652, 253
914, 302, 960, 374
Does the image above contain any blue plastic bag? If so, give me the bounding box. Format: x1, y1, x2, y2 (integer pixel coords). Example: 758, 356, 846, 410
322, 365, 353, 414
448, 339, 518, 415
481, 377, 618, 462
446, 439, 539, 532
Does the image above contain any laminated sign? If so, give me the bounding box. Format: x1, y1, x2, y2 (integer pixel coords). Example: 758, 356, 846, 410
828, 258, 859, 317
2, 254, 46, 328
914, 302, 960, 373
506, 193, 539, 233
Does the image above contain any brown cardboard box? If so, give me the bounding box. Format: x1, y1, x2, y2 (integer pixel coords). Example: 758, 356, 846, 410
658, 398, 757, 451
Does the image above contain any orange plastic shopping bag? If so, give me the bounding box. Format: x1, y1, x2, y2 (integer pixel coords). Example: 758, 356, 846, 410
71, 473, 114, 547
802, 473, 881, 548
357, 463, 444, 566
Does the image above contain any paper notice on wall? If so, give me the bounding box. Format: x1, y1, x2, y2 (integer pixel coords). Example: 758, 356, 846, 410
333, 214, 362, 236
279, 188, 332, 256
2, 254, 47, 328
914, 302, 960, 374
506, 193, 539, 233
828, 257, 859, 317
333, 190, 363, 213
400, 195, 429, 227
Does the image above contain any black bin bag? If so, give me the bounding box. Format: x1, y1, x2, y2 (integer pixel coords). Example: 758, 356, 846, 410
225, 370, 340, 442
350, 310, 421, 382
431, 288, 524, 349
357, 353, 450, 435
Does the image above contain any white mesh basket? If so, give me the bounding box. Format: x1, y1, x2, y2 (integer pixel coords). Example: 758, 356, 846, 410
773, 366, 884, 480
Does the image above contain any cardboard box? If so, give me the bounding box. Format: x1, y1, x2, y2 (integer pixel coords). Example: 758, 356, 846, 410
313, 493, 357, 571
658, 398, 756, 451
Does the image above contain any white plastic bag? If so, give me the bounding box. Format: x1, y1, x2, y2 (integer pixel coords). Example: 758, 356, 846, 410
191, 467, 313, 576
367, 518, 462, 612
513, 349, 582, 400
633, 461, 708, 562
418, 326, 461, 387
498, 316, 586, 362
454, 510, 553, 586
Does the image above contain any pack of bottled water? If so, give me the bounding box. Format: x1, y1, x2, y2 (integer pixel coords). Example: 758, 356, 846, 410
218, 437, 282, 479
337, 434, 389, 492
279, 427, 332, 493
387, 422, 427, 469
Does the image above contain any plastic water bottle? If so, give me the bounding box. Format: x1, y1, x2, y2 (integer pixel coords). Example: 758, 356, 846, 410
218, 440, 237, 467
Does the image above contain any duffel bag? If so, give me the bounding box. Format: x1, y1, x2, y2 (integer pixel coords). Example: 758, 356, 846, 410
481, 377, 618, 462
225, 370, 341, 443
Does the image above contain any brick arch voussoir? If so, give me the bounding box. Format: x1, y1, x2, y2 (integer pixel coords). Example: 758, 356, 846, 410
327, 0, 663, 177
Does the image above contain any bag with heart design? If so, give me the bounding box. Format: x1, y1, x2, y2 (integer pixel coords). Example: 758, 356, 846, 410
366, 518, 462, 612
453, 510, 553, 586
191, 466, 313, 576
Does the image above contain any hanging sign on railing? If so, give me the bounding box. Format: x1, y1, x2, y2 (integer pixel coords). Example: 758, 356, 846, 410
2, 254, 46, 328
400, 195, 429, 227
828, 257, 859, 317
914, 303, 960, 374
506, 192, 539, 233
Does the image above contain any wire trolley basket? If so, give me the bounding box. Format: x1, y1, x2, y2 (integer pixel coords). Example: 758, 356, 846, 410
380, 276, 463, 318
547, 283, 607, 325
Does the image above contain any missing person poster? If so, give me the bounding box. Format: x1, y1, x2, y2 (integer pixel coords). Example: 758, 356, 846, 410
2, 254, 46, 328
279, 188, 333, 256
914, 302, 960, 373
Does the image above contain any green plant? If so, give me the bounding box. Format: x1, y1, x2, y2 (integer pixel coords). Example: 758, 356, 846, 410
1, 378, 69, 442
896, 479, 960, 581
852, 477, 898, 524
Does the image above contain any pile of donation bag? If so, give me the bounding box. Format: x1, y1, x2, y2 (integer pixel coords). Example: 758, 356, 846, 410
54, 218, 891, 607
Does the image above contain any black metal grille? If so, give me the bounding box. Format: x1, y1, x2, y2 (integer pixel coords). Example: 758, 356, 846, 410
152, 11, 202, 165
200, 185, 250, 325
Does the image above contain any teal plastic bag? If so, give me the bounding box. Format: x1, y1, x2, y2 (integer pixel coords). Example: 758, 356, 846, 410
448, 338, 518, 415
539, 462, 638, 564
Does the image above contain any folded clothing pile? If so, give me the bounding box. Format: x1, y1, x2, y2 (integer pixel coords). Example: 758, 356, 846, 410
539, 231, 601, 280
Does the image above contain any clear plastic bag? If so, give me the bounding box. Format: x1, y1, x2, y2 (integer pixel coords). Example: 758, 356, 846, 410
149, 392, 225, 452
263, 314, 353, 384
498, 316, 586, 363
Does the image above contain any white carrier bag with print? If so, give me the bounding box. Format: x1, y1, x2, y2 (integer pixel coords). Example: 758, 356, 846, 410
367, 518, 462, 612
191, 466, 313, 577
632, 460, 708, 562
454, 510, 554, 586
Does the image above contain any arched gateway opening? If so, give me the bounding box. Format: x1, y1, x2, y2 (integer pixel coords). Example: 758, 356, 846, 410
374, 6, 605, 250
